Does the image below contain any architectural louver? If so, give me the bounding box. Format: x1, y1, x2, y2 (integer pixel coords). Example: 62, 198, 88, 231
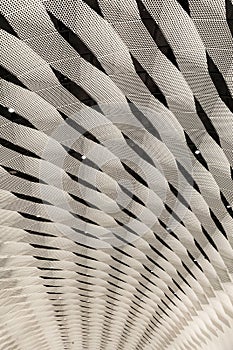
0, 0, 233, 349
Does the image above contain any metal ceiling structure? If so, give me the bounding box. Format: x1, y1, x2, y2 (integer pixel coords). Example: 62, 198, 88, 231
0, 0, 233, 349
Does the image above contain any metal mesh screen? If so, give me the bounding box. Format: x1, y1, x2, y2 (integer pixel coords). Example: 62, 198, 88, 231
0, 0, 233, 349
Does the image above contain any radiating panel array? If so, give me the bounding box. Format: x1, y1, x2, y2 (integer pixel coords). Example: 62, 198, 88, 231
0, 0, 233, 349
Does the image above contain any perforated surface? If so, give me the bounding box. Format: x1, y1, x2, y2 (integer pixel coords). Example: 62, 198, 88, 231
0, 1, 233, 349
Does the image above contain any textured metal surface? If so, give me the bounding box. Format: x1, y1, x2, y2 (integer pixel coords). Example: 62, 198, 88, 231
0, 0, 233, 349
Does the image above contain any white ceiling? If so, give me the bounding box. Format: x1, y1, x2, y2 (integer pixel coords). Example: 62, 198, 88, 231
0, 0, 233, 349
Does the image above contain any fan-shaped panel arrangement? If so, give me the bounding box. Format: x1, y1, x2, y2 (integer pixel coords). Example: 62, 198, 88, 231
0, 1, 233, 349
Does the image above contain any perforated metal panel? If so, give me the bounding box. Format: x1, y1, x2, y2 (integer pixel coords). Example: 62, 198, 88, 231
0, 1, 233, 349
